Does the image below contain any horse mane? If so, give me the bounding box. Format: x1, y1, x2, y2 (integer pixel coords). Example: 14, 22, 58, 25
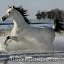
11, 5, 30, 24
54, 18, 64, 33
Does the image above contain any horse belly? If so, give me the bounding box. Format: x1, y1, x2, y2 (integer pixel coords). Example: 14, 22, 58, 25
17, 29, 55, 52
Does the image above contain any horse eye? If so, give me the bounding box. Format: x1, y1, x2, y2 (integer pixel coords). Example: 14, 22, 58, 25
8, 11, 10, 13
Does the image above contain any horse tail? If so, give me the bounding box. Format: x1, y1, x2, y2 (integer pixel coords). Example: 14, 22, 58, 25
54, 19, 64, 33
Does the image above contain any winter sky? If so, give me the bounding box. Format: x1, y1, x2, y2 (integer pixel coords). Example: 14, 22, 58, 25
0, 0, 64, 19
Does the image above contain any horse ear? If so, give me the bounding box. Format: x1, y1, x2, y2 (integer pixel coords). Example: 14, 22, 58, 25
11, 6, 15, 9
8, 5, 11, 8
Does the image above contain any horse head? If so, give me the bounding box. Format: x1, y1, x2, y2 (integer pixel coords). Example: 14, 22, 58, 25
2, 6, 15, 21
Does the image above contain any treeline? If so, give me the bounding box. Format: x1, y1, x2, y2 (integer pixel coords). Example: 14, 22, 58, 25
35, 8, 64, 21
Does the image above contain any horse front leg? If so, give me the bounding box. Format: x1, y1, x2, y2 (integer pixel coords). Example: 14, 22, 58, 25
4, 36, 10, 45
4, 36, 19, 45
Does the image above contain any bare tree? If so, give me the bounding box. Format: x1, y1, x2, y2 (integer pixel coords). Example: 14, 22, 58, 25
35, 10, 41, 20
41, 11, 46, 19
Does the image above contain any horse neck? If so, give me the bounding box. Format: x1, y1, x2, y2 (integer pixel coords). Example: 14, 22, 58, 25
11, 10, 29, 35
13, 10, 29, 28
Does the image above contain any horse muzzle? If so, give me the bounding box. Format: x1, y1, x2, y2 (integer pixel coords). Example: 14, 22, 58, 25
2, 16, 7, 21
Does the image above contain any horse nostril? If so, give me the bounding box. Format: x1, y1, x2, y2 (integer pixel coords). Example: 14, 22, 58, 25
2, 17, 6, 21
2, 17, 3, 19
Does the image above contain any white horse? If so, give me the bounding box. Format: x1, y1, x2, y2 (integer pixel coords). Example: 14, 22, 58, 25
1, 6, 64, 64
1, 6, 56, 52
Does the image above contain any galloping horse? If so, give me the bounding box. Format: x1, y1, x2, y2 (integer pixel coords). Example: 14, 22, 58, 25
1, 6, 64, 52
